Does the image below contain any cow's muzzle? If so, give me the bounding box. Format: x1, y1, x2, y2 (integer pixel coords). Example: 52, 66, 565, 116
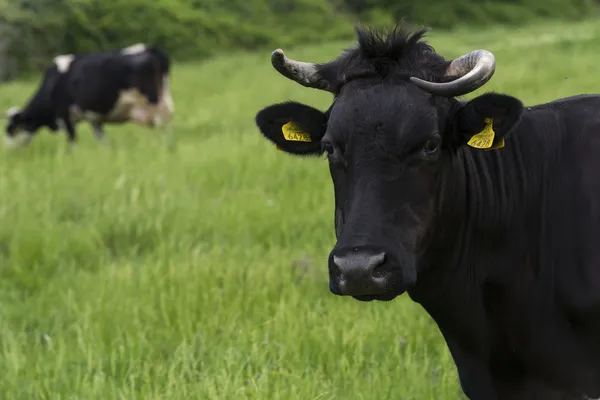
4, 132, 32, 148
328, 245, 412, 300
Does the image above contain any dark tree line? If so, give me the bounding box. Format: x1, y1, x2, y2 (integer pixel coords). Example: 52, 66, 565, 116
0, 0, 594, 80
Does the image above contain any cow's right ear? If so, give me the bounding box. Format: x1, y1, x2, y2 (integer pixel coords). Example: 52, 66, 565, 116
255, 101, 328, 156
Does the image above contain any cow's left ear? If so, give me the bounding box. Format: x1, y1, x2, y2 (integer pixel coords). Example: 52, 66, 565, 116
255, 101, 328, 156
453, 92, 524, 151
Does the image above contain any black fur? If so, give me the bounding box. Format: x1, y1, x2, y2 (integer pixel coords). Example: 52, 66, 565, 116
317, 24, 452, 93
255, 22, 600, 399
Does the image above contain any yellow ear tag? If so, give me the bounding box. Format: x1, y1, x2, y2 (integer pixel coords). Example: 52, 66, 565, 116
486, 138, 505, 151
282, 121, 312, 142
467, 118, 495, 149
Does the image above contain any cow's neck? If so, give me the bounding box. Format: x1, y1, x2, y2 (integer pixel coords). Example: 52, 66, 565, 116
409, 131, 548, 343
407, 101, 600, 395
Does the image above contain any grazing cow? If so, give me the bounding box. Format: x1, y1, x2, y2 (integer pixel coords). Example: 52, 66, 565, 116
254, 23, 600, 399
3, 43, 174, 147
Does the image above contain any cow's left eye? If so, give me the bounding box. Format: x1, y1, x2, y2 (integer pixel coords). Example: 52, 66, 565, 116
423, 138, 439, 155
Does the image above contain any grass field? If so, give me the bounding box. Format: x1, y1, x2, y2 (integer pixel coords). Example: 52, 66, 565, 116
1, 18, 600, 399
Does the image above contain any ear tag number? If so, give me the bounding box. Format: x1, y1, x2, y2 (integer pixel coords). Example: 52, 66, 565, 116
282, 121, 312, 142
467, 118, 495, 149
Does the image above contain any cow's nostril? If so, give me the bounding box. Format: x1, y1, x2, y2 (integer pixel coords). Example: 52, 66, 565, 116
372, 265, 387, 279
329, 257, 342, 277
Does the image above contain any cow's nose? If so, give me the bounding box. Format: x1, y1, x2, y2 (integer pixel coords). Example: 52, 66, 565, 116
329, 250, 389, 296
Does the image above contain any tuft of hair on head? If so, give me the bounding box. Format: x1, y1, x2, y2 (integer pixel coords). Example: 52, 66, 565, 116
353, 21, 432, 61
337, 20, 449, 83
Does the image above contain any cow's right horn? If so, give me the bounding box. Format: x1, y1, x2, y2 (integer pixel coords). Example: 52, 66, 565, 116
270, 49, 332, 92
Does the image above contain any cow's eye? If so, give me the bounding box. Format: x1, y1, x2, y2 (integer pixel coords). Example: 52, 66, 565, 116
322, 141, 335, 155
423, 138, 440, 155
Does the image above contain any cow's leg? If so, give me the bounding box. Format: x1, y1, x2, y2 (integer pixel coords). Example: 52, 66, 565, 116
135, 69, 175, 146
62, 118, 78, 146
91, 122, 106, 143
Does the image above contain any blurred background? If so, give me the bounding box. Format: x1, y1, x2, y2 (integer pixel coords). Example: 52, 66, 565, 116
0, 0, 596, 81
1, 1, 599, 399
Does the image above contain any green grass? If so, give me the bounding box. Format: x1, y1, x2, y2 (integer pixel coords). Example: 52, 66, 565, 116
1, 18, 600, 399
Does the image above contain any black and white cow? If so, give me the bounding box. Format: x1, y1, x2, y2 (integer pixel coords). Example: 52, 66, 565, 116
3, 43, 174, 147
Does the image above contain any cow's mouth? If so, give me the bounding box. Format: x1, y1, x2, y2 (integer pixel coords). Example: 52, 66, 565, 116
4, 132, 32, 148
352, 293, 399, 302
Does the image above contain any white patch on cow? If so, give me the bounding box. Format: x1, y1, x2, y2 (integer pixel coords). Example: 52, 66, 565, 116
71, 89, 154, 126
121, 43, 146, 55
83, 111, 102, 123
130, 107, 152, 124
6, 106, 20, 118
4, 132, 32, 149
67, 105, 102, 125
108, 88, 153, 125
63, 74, 175, 133
53, 54, 74, 73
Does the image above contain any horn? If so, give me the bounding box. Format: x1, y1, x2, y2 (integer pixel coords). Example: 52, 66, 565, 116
270, 49, 332, 92
410, 50, 496, 97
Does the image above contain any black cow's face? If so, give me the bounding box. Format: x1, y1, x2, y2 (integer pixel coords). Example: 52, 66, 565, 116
256, 84, 522, 301
255, 25, 523, 301
323, 81, 445, 301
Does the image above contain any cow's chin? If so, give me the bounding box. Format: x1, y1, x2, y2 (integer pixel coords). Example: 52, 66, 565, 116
352, 293, 401, 302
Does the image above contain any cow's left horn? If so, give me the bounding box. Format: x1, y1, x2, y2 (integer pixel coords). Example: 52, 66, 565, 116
271, 49, 332, 92
410, 49, 496, 97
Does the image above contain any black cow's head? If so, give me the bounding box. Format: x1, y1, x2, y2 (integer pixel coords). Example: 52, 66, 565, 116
4, 106, 59, 148
4, 107, 33, 147
255, 25, 523, 301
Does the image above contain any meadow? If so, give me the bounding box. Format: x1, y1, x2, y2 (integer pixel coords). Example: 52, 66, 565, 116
1, 18, 599, 399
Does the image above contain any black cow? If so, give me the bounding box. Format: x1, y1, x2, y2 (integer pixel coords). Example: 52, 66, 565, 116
3, 43, 174, 147
254, 23, 600, 399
